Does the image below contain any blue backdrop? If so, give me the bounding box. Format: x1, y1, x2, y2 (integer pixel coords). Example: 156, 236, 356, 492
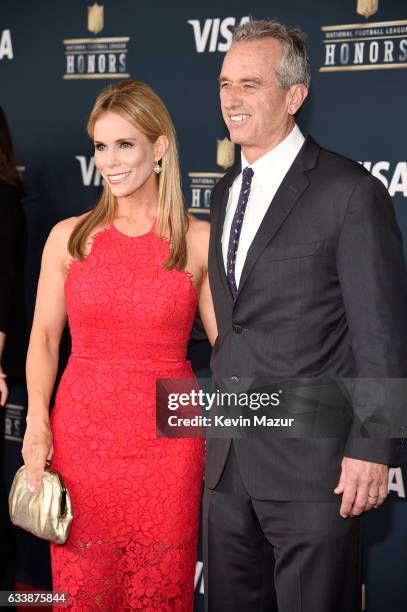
1, 1, 406, 610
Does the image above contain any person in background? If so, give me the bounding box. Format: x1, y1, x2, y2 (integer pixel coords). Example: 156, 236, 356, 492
0, 105, 28, 591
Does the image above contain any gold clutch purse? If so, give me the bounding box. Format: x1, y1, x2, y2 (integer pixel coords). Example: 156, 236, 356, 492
8, 461, 73, 545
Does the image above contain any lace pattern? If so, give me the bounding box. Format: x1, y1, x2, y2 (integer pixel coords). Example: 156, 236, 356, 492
50, 225, 204, 610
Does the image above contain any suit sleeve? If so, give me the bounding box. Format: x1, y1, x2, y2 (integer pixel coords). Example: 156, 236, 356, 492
0, 184, 18, 334
337, 174, 407, 465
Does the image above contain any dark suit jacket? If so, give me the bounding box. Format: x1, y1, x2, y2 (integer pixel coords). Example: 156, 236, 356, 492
206, 134, 407, 500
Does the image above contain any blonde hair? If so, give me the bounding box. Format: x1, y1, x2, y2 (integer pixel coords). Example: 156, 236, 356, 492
68, 80, 188, 269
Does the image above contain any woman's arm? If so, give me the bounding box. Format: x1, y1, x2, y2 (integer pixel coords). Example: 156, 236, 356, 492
187, 216, 218, 346
22, 219, 73, 491
199, 270, 218, 347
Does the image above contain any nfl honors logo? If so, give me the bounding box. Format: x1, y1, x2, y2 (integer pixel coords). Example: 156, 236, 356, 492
217, 138, 235, 170
63, 3, 130, 79
320, 0, 407, 72
4, 403, 25, 443
356, 0, 378, 19
188, 138, 235, 215
88, 3, 104, 34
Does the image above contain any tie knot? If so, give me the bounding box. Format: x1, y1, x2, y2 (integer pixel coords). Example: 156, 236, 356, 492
242, 166, 254, 186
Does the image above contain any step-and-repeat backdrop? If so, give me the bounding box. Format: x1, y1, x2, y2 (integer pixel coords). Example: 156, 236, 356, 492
1, 1, 406, 610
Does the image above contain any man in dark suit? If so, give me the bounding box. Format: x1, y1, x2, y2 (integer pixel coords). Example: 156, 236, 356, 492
204, 19, 407, 612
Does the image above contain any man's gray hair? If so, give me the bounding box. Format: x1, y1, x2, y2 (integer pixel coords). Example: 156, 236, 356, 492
232, 19, 311, 90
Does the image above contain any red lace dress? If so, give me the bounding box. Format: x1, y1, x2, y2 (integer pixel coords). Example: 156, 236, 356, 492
50, 222, 204, 611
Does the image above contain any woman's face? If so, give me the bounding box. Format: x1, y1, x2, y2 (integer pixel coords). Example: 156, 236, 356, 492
93, 111, 164, 198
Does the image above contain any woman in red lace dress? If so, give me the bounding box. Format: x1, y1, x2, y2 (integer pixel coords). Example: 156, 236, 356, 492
21, 80, 217, 610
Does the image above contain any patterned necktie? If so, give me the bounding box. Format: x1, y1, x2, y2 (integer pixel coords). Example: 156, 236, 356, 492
226, 166, 254, 300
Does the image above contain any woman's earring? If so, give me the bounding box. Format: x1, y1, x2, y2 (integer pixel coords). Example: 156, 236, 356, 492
154, 163, 161, 174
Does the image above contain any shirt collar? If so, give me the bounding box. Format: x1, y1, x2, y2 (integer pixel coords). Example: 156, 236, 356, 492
240, 123, 305, 185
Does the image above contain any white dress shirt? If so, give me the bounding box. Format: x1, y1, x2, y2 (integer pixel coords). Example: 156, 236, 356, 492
221, 124, 305, 286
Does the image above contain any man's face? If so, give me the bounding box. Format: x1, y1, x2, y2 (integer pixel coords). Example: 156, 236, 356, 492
220, 38, 294, 162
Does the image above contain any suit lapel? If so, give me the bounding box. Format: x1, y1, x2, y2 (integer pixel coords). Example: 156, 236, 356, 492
212, 160, 241, 302
236, 135, 320, 301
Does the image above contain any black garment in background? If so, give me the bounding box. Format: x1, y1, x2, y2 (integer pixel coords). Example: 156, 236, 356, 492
0, 180, 29, 383
0, 411, 16, 591
0, 180, 28, 593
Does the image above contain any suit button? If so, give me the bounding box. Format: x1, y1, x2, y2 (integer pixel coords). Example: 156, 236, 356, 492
231, 376, 239, 383
233, 324, 243, 334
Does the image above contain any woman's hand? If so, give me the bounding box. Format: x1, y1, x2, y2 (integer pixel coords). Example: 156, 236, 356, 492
22, 417, 54, 492
0, 367, 8, 406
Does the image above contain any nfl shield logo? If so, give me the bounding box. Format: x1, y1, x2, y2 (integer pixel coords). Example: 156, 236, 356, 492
356, 0, 378, 18
88, 3, 104, 35
217, 138, 235, 170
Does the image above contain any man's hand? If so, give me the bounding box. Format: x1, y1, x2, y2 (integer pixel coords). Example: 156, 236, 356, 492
334, 456, 388, 518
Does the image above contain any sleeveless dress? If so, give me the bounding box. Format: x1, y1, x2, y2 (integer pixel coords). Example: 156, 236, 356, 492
50, 222, 204, 611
